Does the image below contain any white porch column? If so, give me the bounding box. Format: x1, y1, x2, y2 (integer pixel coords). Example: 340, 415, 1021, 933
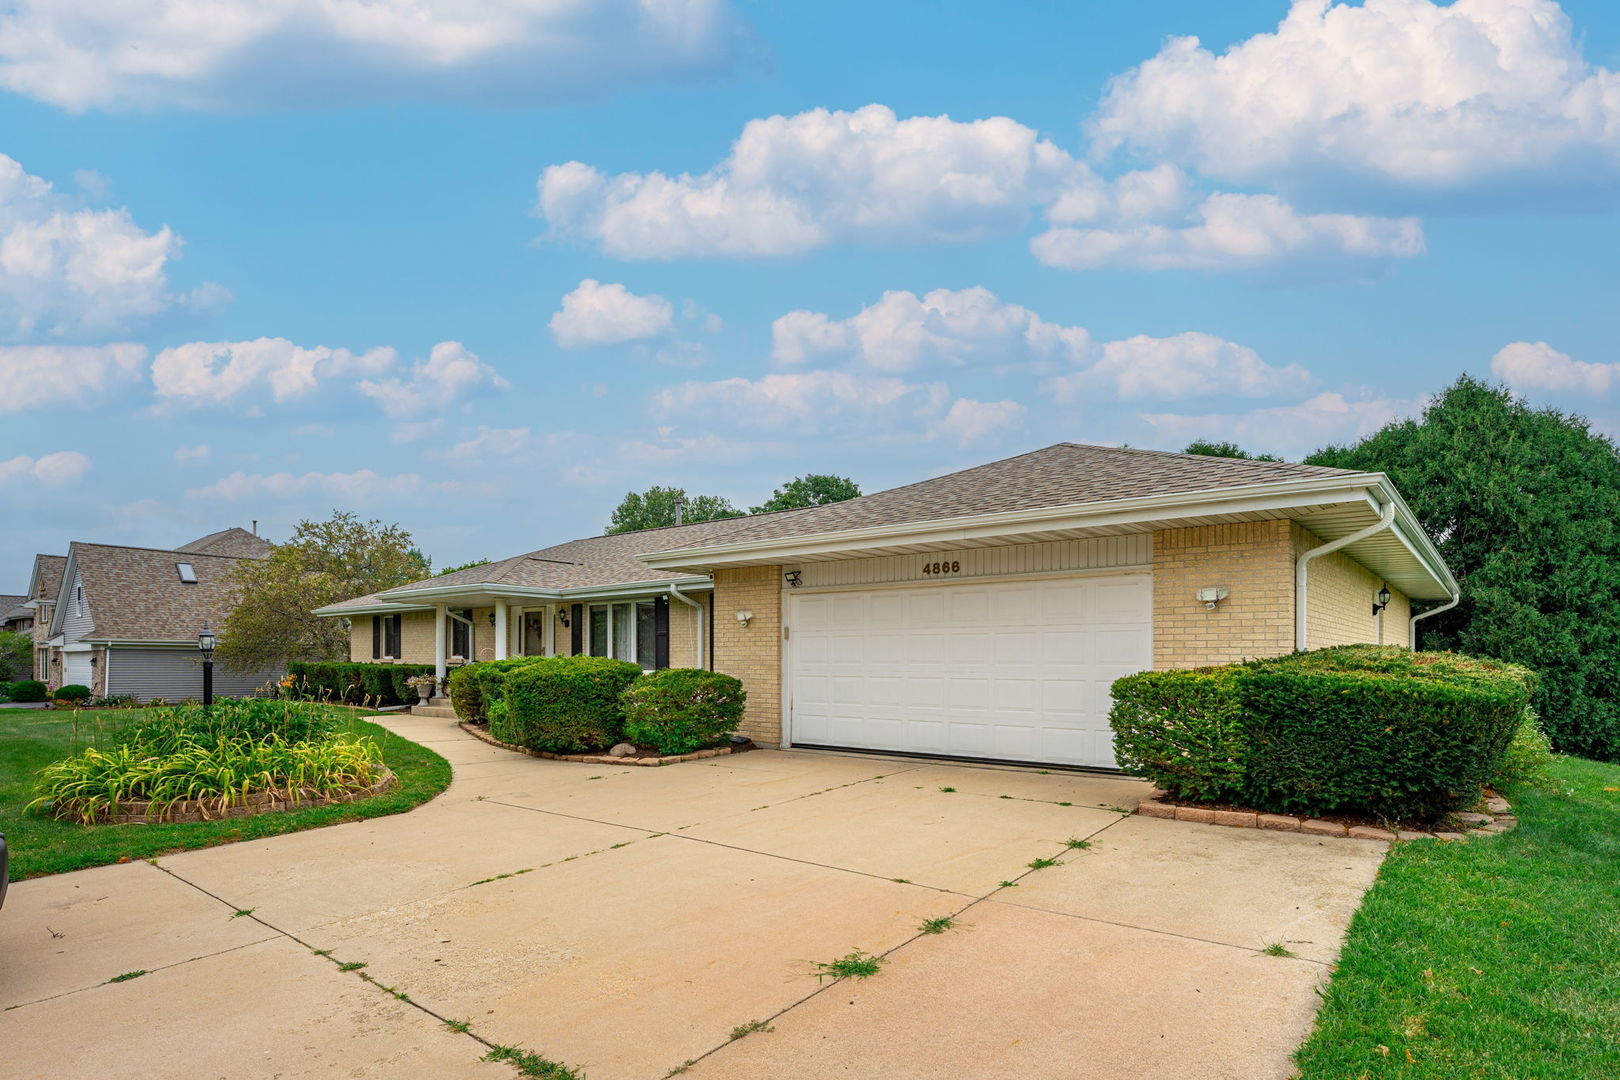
433, 604, 448, 681
493, 599, 509, 661
543, 604, 556, 657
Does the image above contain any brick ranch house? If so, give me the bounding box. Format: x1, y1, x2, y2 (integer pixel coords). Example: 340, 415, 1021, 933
315, 444, 1457, 770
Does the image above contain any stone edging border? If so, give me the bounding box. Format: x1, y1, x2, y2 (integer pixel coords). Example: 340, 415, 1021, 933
458, 722, 744, 766
100, 766, 398, 825
1136, 790, 1519, 844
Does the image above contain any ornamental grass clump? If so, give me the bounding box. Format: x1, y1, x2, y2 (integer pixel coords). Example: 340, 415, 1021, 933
27, 699, 384, 824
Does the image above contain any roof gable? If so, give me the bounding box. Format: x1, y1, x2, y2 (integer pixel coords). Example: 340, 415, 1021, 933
59, 542, 253, 642
175, 527, 273, 559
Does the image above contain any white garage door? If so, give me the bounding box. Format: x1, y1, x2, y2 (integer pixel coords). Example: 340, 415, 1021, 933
788, 573, 1152, 768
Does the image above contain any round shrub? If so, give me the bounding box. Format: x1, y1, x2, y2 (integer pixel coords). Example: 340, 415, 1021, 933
446, 658, 546, 723
9, 679, 48, 703
500, 656, 643, 753
622, 669, 746, 755
55, 684, 92, 703
1111, 646, 1536, 821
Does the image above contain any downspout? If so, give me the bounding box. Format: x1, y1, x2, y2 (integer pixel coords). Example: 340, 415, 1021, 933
1408, 592, 1460, 650
668, 582, 704, 669
1295, 499, 1396, 652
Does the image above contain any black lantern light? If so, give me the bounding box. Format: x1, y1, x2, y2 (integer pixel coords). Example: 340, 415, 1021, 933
198, 623, 216, 705
1372, 587, 1392, 616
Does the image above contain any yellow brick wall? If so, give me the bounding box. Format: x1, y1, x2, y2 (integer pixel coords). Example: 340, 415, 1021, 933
1152, 521, 1296, 669
711, 566, 782, 746
1296, 526, 1411, 648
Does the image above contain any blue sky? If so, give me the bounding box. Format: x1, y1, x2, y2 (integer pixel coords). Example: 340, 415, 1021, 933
2, 0, 1619, 576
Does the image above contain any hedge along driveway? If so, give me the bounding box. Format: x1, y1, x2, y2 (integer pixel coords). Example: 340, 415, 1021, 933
2, 709, 451, 880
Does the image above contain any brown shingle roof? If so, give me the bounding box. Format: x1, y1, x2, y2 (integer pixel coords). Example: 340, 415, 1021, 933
31, 554, 65, 603
69, 542, 251, 641
325, 443, 1362, 612
175, 527, 273, 559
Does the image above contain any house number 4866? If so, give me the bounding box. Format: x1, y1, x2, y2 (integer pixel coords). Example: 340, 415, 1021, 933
921, 560, 961, 575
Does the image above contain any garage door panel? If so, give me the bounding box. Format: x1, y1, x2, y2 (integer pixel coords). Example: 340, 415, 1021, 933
790, 572, 1151, 768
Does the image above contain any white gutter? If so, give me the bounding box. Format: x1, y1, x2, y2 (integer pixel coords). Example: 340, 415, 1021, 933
1409, 593, 1461, 650
1295, 499, 1396, 651
668, 582, 705, 669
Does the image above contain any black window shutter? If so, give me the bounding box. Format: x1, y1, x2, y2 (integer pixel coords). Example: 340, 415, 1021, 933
570, 604, 584, 654
654, 596, 670, 670
372, 616, 381, 659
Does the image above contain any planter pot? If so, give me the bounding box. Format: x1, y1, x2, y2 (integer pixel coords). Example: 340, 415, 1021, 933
415, 687, 433, 704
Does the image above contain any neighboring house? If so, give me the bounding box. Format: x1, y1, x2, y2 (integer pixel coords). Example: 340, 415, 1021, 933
24, 554, 66, 682
0, 594, 29, 634
316, 444, 1457, 770
34, 528, 281, 701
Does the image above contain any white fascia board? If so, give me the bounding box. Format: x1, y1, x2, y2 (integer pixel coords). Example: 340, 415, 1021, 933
82, 638, 199, 647
640, 476, 1387, 568
311, 602, 435, 618
366, 577, 715, 608
47, 549, 78, 639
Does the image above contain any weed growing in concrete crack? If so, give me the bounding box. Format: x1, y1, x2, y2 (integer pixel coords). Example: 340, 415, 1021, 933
665, 1061, 697, 1077
810, 950, 886, 983
1027, 856, 1060, 870
337, 961, 367, 972
481, 1043, 584, 1079
997, 881, 1019, 888
444, 1019, 472, 1033
1106, 804, 1132, 815
1261, 942, 1297, 958
468, 868, 534, 887
311, 949, 332, 957
918, 916, 955, 935
939, 786, 956, 793
891, 877, 912, 884
107, 969, 148, 983
229, 908, 256, 919
998, 795, 1013, 800
1064, 838, 1092, 850
729, 1019, 774, 1040
1057, 801, 1073, 807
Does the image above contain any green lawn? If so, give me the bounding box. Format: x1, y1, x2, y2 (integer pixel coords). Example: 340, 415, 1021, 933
2, 708, 451, 880
1296, 755, 1620, 1079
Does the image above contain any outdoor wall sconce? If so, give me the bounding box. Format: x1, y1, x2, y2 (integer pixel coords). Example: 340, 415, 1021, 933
1372, 586, 1392, 616
557, 608, 571, 627
1196, 587, 1229, 610
736, 610, 754, 627
487, 612, 497, 626
784, 570, 803, 588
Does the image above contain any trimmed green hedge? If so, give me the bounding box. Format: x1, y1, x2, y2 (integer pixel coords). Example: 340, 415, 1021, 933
622, 668, 746, 755
445, 658, 548, 723
9, 679, 48, 703
500, 656, 643, 753
1112, 646, 1536, 821
54, 684, 92, 703
285, 661, 434, 707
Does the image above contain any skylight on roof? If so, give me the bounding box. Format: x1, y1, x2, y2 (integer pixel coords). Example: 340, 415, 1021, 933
177, 562, 198, 584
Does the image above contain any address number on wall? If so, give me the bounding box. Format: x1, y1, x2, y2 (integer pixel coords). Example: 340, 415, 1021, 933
921, 560, 962, 576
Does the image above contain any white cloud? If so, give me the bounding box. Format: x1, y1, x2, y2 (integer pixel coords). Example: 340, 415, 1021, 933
188, 468, 432, 502
0, 154, 218, 338
0, 449, 92, 486
1090, 0, 1620, 199
0, 342, 146, 411
1142, 391, 1410, 456
538, 104, 1428, 273
356, 341, 508, 418
1032, 192, 1423, 272
931, 399, 1027, 444
0, 0, 750, 112
538, 104, 1083, 258
151, 337, 395, 405
1046, 331, 1316, 402
549, 279, 675, 348
1491, 340, 1619, 395
772, 287, 1090, 373
173, 443, 210, 463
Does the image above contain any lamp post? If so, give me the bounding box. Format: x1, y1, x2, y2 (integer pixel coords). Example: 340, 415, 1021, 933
198, 623, 216, 706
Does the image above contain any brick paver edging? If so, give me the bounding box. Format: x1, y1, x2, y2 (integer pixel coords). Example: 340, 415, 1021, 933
458, 722, 743, 766
98, 766, 398, 825
1136, 791, 1519, 844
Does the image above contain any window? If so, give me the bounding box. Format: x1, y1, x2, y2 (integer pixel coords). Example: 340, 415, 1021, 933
73, 580, 85, 617
372, 614, 402, 659
587, 599, 665, 670
450, 609, 472, 659
176, 562, 198, 584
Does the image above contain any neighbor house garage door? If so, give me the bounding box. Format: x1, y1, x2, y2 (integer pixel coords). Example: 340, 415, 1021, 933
62, 651, 93, 688
787, 573, 1152, 768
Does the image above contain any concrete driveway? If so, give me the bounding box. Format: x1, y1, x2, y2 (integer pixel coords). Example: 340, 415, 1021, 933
0, 715, 1384, 1080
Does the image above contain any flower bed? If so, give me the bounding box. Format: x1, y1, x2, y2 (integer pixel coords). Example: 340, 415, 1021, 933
459, 722, 751, 767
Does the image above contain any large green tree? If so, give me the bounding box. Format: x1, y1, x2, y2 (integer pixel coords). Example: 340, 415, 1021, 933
1307, 376, 1620, 761
604, 486, 742, 534
216, 512, 431, 668
751, 474, 861, 514
1182, 439, 1282, 462
0, 629, 32, 682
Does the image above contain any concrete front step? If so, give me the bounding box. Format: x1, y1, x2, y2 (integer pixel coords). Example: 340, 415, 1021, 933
410, 705, 460, 719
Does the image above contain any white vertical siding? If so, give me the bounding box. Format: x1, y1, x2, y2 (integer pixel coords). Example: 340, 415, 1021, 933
791, 534, 1151, 590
